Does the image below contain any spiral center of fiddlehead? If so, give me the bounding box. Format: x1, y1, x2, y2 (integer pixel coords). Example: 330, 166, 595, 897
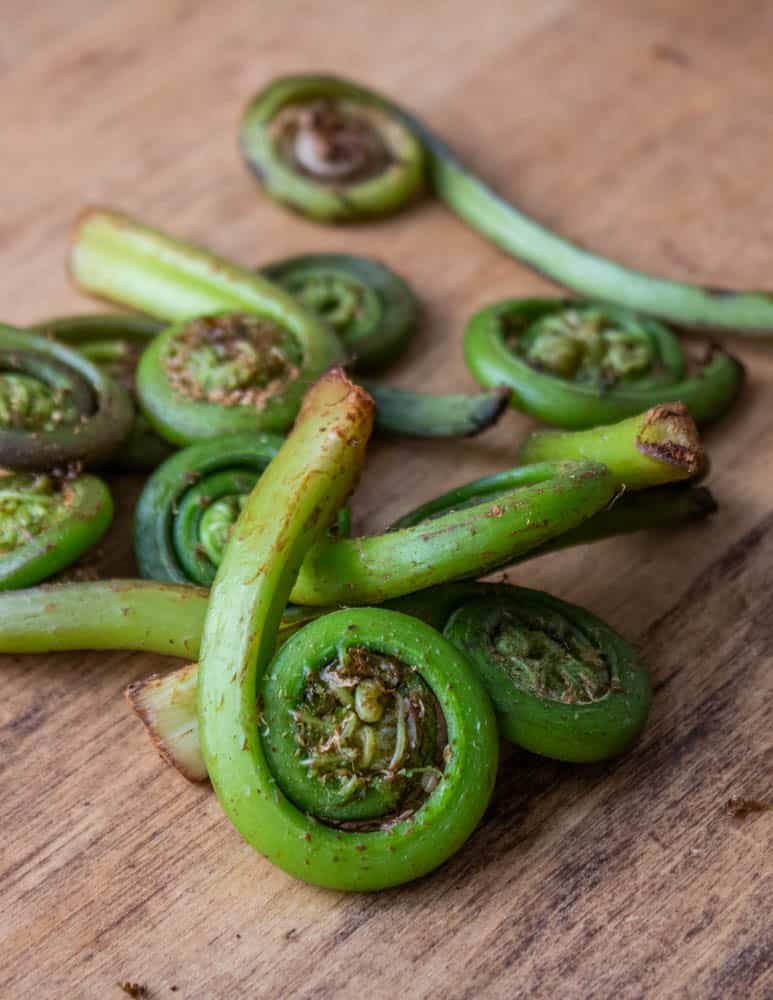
0, 472, 72, 551
163, 314, 302, 410
490, 609, 611, 704
285, 272, 364, 331
197, 494, 246, 565
508, 307, 656, 387
274, 645, 444, 824
0, 374, 80, 432
273, 100, 390, 182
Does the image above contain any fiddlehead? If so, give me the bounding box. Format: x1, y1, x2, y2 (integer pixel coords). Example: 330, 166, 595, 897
69, 209, 343, 443
241, 79, 425, 221
262, 253, 418, 371
242, 74, 773, 333
31, 312, 172, 470
464, 300, 744, 428
0, 325, 134, 468
196, 368, 497, 890
394, 583, 651, 762
136, 312, 312, 444
262, 252, 511, 436
134, 431, 283, 585
0, 470, 112, 589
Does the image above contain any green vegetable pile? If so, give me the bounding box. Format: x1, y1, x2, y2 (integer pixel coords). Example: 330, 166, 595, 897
2, 72, 757, 891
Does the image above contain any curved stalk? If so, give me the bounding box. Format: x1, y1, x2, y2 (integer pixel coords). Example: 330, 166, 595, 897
198, 367, 498, 890
364, 381, 510, 437
242, 74, 773, 333
290, 461, 615, 605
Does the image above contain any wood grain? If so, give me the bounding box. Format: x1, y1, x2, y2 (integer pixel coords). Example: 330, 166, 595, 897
1, 2, 772, 997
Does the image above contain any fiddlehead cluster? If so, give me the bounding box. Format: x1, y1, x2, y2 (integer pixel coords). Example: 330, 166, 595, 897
136, 445, 616, 603
70, 209, 343, 444
241, 73, 773, 333
0, 470, 112, 589
464, 300, 744, 428
0, 325, 134, 468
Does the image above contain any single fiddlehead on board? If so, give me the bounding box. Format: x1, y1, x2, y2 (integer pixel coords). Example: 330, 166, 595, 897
0, 470, 112, 589
463, 300, 744, 428
30, 312, 172, 470
69, 208, 343, 444
241, 73, 773, 333
241, 80, 425, 221
439, 587, 650, 762
0, 325, 134, 468
194, 367, 497, 890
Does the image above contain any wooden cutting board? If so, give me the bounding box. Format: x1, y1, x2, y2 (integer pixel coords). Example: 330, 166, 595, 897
1, 2, 771, 997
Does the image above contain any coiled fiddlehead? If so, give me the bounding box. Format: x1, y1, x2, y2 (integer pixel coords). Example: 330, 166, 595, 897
241, 74, 773, 333
241, 80, 425, 221
69, 209, 343, 444
0, 325, 134, 468
134, 431, 283, 586
390, 583, 650, 762
31, 312, 172, 470
464, 300, 744, 428
262, 253, 418, 371
136, 312, 313, 444
0, 470, 112, 589
197, 368, 497, 890
263, 252, 510, 436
